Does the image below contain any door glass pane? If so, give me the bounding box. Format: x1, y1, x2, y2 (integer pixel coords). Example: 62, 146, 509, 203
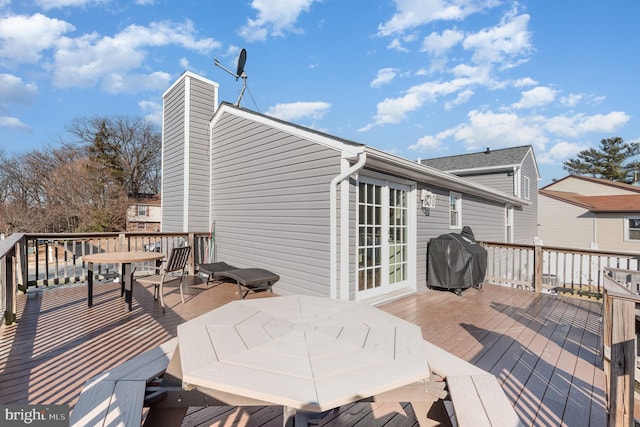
359, 182, 409, 292
388, 187, 408, 285
358, 182, 383, 291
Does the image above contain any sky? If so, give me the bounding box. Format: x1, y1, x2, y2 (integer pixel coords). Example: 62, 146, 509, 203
0, 1, 638, 187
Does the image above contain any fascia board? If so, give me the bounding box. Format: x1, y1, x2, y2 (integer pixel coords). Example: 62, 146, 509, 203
365, 147, 528, 207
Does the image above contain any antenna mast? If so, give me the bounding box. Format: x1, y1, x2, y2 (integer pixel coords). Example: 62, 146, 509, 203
214, 48, 247, 107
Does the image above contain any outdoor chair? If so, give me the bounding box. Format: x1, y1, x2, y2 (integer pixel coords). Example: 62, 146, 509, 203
197, 261, 237, 286
136, 246, 191, 311
213, 268, 279, 299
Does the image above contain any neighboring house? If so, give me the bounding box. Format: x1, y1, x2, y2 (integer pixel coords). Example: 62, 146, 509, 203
421, 145, 540, 244
160, 72, 533, 303
539, 175, 640, 252
127, 194, 161, 232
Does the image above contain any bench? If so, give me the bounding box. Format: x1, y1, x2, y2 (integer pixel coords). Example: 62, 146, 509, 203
70, 338, 177, 427
413, 340, 524, 427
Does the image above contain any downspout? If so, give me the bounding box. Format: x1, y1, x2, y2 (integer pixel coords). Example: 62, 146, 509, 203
330, 151, 366, 300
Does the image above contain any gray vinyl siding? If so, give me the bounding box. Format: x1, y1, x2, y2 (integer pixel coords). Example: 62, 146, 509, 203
211, 112, 342, 297
456, 153, 539, 245
514, 151, 538, 244
162, 74, 217, 232
463, 172, 513, 195
416, 183, 505, 289
161, 79, 186, 231
186, 78, 216, 231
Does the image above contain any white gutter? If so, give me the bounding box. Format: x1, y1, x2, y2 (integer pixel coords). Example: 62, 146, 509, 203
330, 151, 366, 300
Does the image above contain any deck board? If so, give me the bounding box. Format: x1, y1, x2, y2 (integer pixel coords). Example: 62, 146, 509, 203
0, 278, 606, 426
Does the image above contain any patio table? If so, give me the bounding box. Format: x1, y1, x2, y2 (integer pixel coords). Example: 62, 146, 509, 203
169, 295, 432, 426
84, 251, 165, 311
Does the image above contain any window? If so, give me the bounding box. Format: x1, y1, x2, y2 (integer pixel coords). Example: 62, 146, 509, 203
137, 205, 148, 216
523, 176, 531, 200
449, 192, 462, 229
625, 217, 640, 241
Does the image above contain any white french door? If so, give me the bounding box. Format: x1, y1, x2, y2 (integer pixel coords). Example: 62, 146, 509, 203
357, 178, 414, 299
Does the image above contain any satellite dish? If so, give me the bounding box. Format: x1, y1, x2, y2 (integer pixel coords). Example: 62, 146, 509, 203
236, 48, 247, 81
214, 48, 249, 106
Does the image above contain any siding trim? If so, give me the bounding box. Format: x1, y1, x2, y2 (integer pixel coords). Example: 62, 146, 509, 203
183, 76, 190, 231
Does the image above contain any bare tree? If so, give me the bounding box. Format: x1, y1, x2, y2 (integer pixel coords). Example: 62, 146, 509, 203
67, 115, 161, 195
0, 145, 128, 233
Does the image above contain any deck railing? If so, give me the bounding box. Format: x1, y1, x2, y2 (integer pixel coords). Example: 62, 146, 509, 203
2, 234, 640, 325
482, 241, 640, 298
0, 231, 214, 324
601, 271, 638, 426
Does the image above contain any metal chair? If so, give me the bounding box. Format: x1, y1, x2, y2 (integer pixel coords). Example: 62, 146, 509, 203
136, 246, 191, 311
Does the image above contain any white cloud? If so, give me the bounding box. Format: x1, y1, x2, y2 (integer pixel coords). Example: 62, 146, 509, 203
139, 99, 162, 125
545, 112, 630, 137
443, 110, 548, 150
408, 109, 631, 157
0, 116, 30, 131
371, 68, 399, 88
387, 38, 409, 52
36, 0, 107, 9
0, 74, 39, 105
512, 86, 556, 109
266, 101, 331, 121
463, 12, 532, 67
102, 71, 173, 94
0, 14, 74, 64
52, 20, 219, 92
513, 77, 537, 87
378, 0, 499, 36
238, 0, 318, 42
409, 134, 442, 150
444, 88, 473, 110
360, 77, 476, 130
421, 29, 464, 55
537, 140, 587, 165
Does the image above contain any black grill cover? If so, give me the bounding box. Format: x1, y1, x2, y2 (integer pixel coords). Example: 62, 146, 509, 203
427, 226, 487, 293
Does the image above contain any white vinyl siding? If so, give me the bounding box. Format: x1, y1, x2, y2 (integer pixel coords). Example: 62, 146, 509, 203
547, 177, 638, 195
538, 194, 595, 249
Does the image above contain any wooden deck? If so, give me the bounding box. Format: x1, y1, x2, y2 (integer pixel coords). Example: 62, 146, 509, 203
0, 278, 606, 426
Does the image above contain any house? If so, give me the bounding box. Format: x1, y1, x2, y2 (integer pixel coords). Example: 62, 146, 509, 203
126, 194, 161, 232
421, 145, 540, 244
160, 71, 534, 302
538, 175, 640, 252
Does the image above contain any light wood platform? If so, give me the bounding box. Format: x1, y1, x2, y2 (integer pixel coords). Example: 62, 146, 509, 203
0, 277, 606, 426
